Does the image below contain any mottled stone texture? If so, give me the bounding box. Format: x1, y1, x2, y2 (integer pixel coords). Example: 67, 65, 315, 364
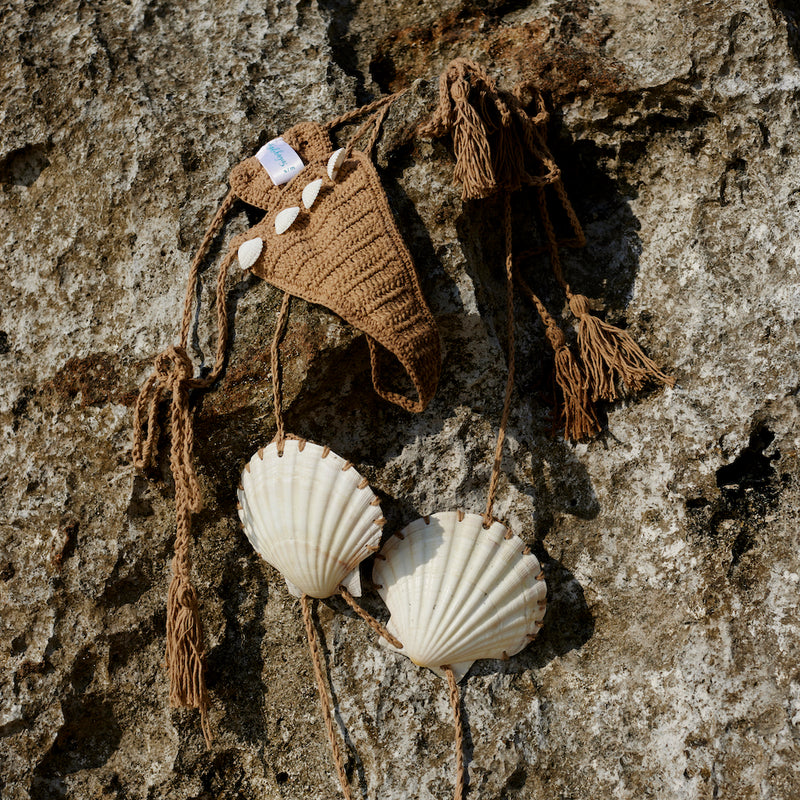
1, 1, 799, 798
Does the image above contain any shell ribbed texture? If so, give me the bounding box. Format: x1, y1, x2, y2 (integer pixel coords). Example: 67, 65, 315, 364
238, 440, 382, 599
374, 512, 546, 680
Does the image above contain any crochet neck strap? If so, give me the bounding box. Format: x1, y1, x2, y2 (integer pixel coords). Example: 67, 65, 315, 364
421, 57, 672, 454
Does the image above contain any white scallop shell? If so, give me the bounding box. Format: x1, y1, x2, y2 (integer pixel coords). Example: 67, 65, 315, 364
237, 237, 263, 270
326, 148, 346, 180
301, 177, 323, 210
237, 439, 384, 599
275, 206, 300, 234
373, 512, 546, 681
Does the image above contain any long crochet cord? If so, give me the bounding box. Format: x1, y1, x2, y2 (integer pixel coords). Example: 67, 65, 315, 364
422, 57, 672, 443
444, 666, 466, 800
417, 55, 673, 800
132, 188, 237, 747
300, 595, 355, 800
484, 192, 516, 525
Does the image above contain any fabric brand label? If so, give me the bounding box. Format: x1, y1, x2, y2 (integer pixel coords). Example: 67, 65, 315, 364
255, 137, 305, 186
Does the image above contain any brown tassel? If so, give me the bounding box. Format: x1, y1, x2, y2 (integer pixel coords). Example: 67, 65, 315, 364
419, 58, 529, 200
134, 346, 214, 747
448, 76, 497, 199
166, 547, 211, 747
516, 268, 599, 442
568, 293, 675, 402
546, 323, 601, 441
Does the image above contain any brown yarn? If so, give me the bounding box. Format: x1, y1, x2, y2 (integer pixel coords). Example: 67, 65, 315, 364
444, 666, 466, 800
568, 293, 676, 401
420, 58, 559, 199
300, 595, 354, 800
423, 57, 672, 439
228, 99, 441, 413
325, 92, 403, 132
536, 187, 674, 402
132, 93, 441, 742
338, 586, 403, 649
515, 271, 600, 441
270, 292, 292, 449
484, 193, 516, 525
132, 193, 239, 747
340, 92, 401, 160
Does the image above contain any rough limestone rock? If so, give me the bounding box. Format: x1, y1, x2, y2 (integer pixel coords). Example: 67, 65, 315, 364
2, 1, 800, 798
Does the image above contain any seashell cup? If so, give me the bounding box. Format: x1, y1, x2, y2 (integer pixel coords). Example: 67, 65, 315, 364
372, 510, 547, 800
374, 511, 546, 680
237, 438, 384, 599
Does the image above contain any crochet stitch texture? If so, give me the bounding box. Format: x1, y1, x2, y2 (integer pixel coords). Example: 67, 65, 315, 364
230, 120, 441, 412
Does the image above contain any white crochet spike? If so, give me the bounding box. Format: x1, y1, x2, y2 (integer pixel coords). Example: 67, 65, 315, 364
275, 206, 300, 235
238, 439, 384, 599
374, 512, 547, 681
327, 148, 346, 180
302, 178, 323, 210
237, 237, 263, 270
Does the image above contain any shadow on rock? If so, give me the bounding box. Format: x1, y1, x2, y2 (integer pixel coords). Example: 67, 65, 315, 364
205, 554, 271, 748
31, 698, 123, 798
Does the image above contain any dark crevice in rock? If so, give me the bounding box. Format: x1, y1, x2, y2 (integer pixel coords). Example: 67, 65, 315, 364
11, 387, 35, 433
0, 143, 50, 187
102, 546, 160, 608
68, 645, 98, 695
686, 423, 781, 578
108, 615, 160, 676
716, 426, 777, 492
770, 0, 800, 61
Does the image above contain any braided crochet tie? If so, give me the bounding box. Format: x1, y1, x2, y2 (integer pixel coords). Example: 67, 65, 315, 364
133, 346, 203, 508
132, 191, 237, 747
133, 344, 211, 744
422, 58, 672, 441
445, 666, 466, 800
301, 595, 354, 800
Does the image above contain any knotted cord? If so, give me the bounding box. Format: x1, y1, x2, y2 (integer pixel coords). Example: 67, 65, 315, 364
421, 57, 672, 443
132, 191, 238, 747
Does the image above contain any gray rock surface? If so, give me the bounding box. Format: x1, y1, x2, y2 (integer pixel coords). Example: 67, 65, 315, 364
2, 0, 800, 798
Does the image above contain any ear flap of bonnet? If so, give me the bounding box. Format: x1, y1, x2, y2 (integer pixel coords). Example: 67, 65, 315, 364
228, 121, 441, 413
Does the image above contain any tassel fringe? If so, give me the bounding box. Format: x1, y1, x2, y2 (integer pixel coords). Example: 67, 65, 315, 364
569, 294, 675, 402
166, 569, 211, 747
544, 323, 600, 441
553, 344, 601, 441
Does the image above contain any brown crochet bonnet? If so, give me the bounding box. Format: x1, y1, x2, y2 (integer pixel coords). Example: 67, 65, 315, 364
229, 116, 440, 412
